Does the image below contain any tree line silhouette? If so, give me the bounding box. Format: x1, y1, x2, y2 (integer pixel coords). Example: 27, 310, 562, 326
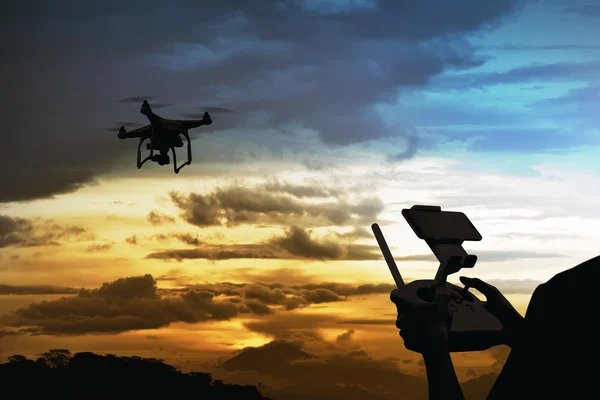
0, 349, 270, 399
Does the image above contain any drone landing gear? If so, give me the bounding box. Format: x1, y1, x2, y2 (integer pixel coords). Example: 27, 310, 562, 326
137, 136, 154, 169
171, 131, 192, 174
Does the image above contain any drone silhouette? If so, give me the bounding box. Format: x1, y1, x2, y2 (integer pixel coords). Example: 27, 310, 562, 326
103, 97, 232, 173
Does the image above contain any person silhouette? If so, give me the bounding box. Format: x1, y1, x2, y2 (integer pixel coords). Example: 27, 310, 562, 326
391, 255, 600, 400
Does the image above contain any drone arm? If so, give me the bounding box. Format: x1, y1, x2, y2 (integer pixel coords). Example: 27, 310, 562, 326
125, 125, 152, 138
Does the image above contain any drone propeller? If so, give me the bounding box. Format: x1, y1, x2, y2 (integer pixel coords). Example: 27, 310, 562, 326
118, 96, 172, 109
198, 107, 234, 113
102, 127, 123, 132
101, 121, 141, 132
181, 107, 234, 119
116, 121, 142, 127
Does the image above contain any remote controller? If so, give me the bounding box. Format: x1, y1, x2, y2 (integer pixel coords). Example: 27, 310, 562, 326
372, 205, 504, 352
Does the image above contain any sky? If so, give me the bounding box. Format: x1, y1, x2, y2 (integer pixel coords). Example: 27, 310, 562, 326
1, 0, 600, 398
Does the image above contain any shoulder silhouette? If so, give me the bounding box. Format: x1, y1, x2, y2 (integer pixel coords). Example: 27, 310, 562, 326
488, 255, 600, 399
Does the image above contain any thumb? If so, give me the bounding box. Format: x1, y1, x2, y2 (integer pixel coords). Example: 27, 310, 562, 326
460, 276, 498, 299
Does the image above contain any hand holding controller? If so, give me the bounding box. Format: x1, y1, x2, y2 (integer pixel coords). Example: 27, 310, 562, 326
388, 276, 504, 352
373, 205, 505, 352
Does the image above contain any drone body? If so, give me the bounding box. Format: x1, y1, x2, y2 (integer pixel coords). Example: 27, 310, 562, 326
114, 100, 214, 173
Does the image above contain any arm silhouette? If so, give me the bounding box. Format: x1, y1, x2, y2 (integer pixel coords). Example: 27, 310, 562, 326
422, 341, 465, 400
391, 283, 465, 400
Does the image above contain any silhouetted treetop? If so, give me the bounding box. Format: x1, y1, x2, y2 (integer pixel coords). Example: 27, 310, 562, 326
0, 349, 269, 400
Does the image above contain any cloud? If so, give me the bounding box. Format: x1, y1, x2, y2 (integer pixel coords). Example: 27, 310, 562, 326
145, 225, 563, 263
0, 284, 78, 295
125, 235, 137, 245
336, 329, 355, 344
145, 184, 390, 262
485, 44, 600, 51
86, 243, 114, 252
476, 250, 566, 262
0, 329, 21, 338
486, 345, 511, 371
563, 5, 600, 17
528, 84, 600, 129
1, 0, 523, 202
441, 126, 581, 153
146, 225, 383, 261
338, 319, 392, 325
168, 280, 395, 312
431, 59, 600, 91
0, 216, 94, 248
170, 184, 384, 229
0, 274, 396, 335
262, 179, 338, 198
480, 279, 543, 295
146, 211, 176, 226
0, 275, 250, 335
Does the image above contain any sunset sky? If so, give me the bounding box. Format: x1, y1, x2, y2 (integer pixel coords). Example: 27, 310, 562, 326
2, 0, 600, 397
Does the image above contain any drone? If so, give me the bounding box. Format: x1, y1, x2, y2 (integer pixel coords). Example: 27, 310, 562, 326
103, 97, 232, 173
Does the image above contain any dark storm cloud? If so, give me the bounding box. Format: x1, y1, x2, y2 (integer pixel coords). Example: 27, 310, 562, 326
145, 225, 383, 261
0, 274, 396, 335
0, 215, 94, 248
1, 0, 523, 203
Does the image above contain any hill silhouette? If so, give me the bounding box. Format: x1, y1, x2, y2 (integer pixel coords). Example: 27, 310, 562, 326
221, 339, 499, 400
0, 349, 269, 400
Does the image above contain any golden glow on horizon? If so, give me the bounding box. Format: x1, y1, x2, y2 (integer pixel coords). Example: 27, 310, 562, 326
1, 154, 587, 382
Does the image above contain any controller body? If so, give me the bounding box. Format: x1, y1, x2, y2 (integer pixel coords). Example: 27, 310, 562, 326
395, 279, 504, 352
373, 205, 506, 353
